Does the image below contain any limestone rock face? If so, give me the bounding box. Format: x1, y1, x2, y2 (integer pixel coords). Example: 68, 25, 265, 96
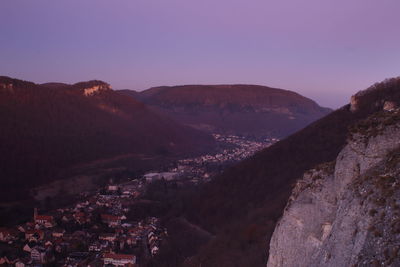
267, 164, 337, 267
267, 111, 400, 267
383, 101, 397, 111
71, 80, 112, 96
349, 77, 400, 113
350, 95, 359, 112
83, 84, 111, 96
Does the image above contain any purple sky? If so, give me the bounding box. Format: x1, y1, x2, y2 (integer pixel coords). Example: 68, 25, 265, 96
1, 0, 400, 108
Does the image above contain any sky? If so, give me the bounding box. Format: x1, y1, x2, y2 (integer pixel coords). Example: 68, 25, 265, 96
1, 1, 400, 108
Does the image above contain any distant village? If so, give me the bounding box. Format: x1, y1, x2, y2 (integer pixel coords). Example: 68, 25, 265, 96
167, 134, 278, 184
0, 134, 277, 266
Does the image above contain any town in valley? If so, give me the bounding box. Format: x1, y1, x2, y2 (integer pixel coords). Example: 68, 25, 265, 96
0, 135, 277, 266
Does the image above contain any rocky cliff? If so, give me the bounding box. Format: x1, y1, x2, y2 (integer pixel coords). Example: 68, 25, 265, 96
267, 107, 400, 266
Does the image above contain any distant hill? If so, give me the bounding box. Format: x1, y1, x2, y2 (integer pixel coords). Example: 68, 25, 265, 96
119, 85, 331, 138
152, 78, 400, 267
41, 82, 71, 89
0, 77, 215, 202
118, 89, 142, 101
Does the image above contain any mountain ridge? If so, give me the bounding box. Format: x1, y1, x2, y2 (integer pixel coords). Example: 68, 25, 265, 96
154, 77, 400, 267
0, 76, 215, 203
119, 84, 331, 138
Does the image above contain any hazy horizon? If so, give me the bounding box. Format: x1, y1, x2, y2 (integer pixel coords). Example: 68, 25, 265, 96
1, 0, 400, 108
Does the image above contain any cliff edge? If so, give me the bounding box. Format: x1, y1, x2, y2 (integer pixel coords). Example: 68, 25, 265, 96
267, 107, 400, 266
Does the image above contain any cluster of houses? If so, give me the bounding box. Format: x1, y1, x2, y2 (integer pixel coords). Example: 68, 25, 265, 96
0, 180, 165, 266
168, 134, 278, 184
0, 134, 276, 266
135, 134, 278, 187
143, 172, 178, 183
210, 134, 277, 162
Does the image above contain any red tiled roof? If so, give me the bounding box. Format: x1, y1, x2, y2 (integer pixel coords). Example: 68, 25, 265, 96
25, 229, 44, 235
35, 215, 54, 221
103, 253, 135, 260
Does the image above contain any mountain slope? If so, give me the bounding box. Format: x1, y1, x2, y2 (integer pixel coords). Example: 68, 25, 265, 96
268, 108, 400, 267
0, 76, 215, 202
162, 78, 400, 267
118, 89, 143, 101
120, 84, 331, 138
